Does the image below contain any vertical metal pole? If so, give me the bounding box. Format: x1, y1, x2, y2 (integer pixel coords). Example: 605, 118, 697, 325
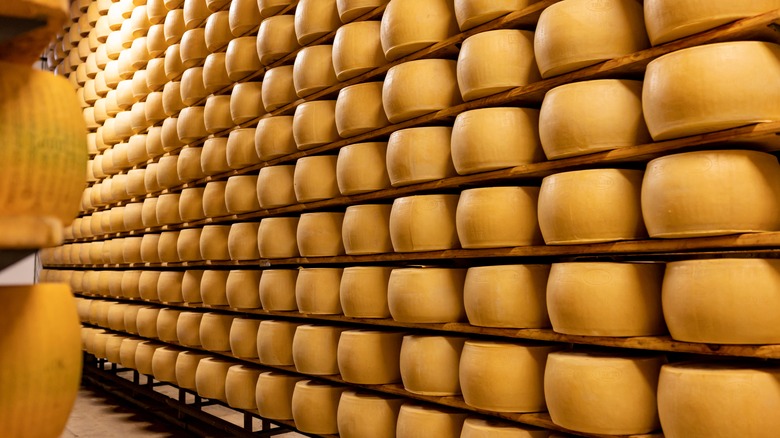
243, 413, 252, 431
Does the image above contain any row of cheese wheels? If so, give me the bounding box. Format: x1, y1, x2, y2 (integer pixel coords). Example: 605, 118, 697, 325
43, 256, 780, 345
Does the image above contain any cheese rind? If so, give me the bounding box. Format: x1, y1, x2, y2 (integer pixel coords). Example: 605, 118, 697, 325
292, 325, 345, 375
382, 59, 462, 123
456, 186, 543, 248
291, 380, 346, 435
293, 156, 340, 202
388, 268, 466, 323
295, 268, 344, 314
257, 165, 296, 209
225, 365, 261, 410
339, 266, 392, 318
255, 372, 304, 420
380, 0, 459, 61
386, 127, 457, 186
229, 318, 261, 358
335, 83, 389, 138
336, 141, 391, 195
389, 194, 460, 252
400, 335, 466, 396
258, 269, 299, 311
336, 391, 404, 438
337, 330, 404, 384
226, 270, 262, 309
293, 45, 338, 98
332, 21, 386, 81
257, 320, 301, 366
464, 264, 551, 328
195, 357, 233, 402
342, 204, 393, 255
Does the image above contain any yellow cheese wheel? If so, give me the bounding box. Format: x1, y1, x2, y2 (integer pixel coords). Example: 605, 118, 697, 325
461, 417, 549, 438
338, 330, 404, 384
146, 24, 168, 58
226, 37, 262, 81
382, 59, 462, 123
332, 21, 386, 81
123, 305, 143, 334
386, 126, 456, 186
296, 213, 346, 257
105, 335, 125, 364
203, 52, 231, 94
144, 92, 166, 126
335, 83, 390, 138
175, 351, 210, 390
258, 217, 300, 258
158, 230, 182, 263
203, 181, 230, 218
110, 206, 129, 233
256, 15, 300, 66
379, 0, 458, 61
155, 193, 182, 225
257, 165, 296, 209
204, 10, 231, 52
199, 312, 235, 351
292, 324, 345, 374
158, 271, 186, 303
119, 338, 144, 369
176, 311, 204, 346
141, 196, 161, 228
451, 107, 543, 175
201, 138, 231, 175
388, 268, 466, 323
534, 0, 649, 78
110, 301, 131, 329
177, 106, 209, 144
181, 67, 207, 107
389, 194, 460, 252
184, 0, 210, 29
121, 270, 143, 299
336, 0, 389, 22
161, 118, 185, 152
229, 318, 261, 358
293, 155, 340, 202
258, 269, 299, 311
547, 262, 666, 336
255, 115, 297, 160
538, 169, 647, 244
177, 146, 206, 183
295, 267, 344, 314
226, 270, 262, 309
147, 0, 168, 24
225, 175, 260, 213
230, 82, 266, 125
200, 225, 231, 260
456, 186, 542, 248
136, 306, 161, 338
130, 37, 150, 70
164, 44, 185, 80
544, 351, 665, 434
140, 234, 162, 263
292, 380, 347, 435
122, 236, 144, 263
130, 5, 151, 37
293, 45, 339, 98
339, 266, 392, 318
256, 320, 301, 365
642, 149, 780, 238
399, 335, 466, 396
151, 346, 181, 384
396, 404, 468, 438
138, 270, 162, 300
225, 365, 261, 410
228, 222, 261, 260
342, 204, 393, 255
464, 264, 552, 328
258, 0, 293, 17
336, 391, 404, 438
195, 357, 233, 402
146, 59, 169, 92
182, 270, 205, 303
539, 79, 651, 159
181, 28, 208, 68
255, 372, 304, 420
227, 128, 260, 169
206, 0, 230, 12
454, 0, 534, 31
292, 101, 340, 150
294, 0, 341, 45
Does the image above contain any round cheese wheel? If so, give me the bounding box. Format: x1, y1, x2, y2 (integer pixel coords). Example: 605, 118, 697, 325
292, 101, 340, 150
158, 270, 185, 303
258, 269, 299, 311
120, 270, 143, 299
257, 217, 300, 258
396, 404, 468, 438
454, 0, 533, 31
122, 305, 143, 335
146, 24, 168, 58
293, 155, 340, 202
140, 234, 162, 264
203, 181, 229, 218
257, 0, 293, 17
380, 0, 458, 61
144, 92, 166, 125
107, 303, 129, 331
539, 79, 650, 159
146, 59, 169, 92
226, 270, 262, 309
388, 268, 466, 323
400, 335, 466, 396
200, 225, 231, 260
122, 237, 144, 263
147, 0, 168, 24
256, 14, 300, 66
256, 320, 301, 365
130, 5, 151, 37
176, 311, 204, 346
464, 264, 550, 328
159, 231, 182, 262
195, 357, 233, 402
332, 21, 386, 81
110, 206, 129, 233
292, 324, 345, 374
164, 44, 185, 80
226, 128, 260, 169
155, 193, 182, 225
339, 266, 392, 318
105, 334, 125, 364
130, 37, 150, 70
538, 169, 647, 244
177, 146, 206, 183
293, 45, 338, 98
257, 165, 296, 209
382, 59, 462, 123
231, 82, 266, 125
663, 258, 780, 344
255, 372, 304, 420
203, 10, 231, 51
138, 271, 162, 300
389, 194, 460, 252
143, 166, 162, 197
178, 106, 209, 144
335, 83, 389, 138
294, 0, 340, 45
184, 0, 210, 29
225, 365, 261, 410
337, 391, 404, 438
160, 118, 185, 152
229, 318, 261, 358
255, 115, 297, 160
547, 262, 665, 336
342, 204, 393, 255
642, 149, 780, 238
203, 52, 231, 93
451, 107, 543, 174
225, 175, 261, 213
151, 346, 181, 384
338, 330, 404, 384
199, 312, 235, 352
228, 222, 261, 260
201, 138, 231, 176
226, 37, 262, 81
295, 267, 344, 314
336, 0, 388, 22
534, 0, 649, 78
175, 351, 210, 390
457, 30, 540, 101
181, 67, 207, 107
182, 270, 205, 303
136, 306, 161, 338
545, 351, 665, 434
229, 0, 261, 36
119, 337, 144, 369
456, 186, 543, 248
386, 126, 457, 186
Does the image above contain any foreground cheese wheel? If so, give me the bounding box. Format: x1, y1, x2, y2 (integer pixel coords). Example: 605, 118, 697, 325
199, 312, 235, 351
175, 351, 210, 391
451, 107, 543, 175
256, 165, 296, 209
225, 365, 261, 410
0, 63, 87, 248
228, 223, 261, 260
180, 28, 208, 68
643, 42, 780, 140
337, 330, 403, 384
292, 101, 340, 150
380, 0, 458, 61
336, 142, 390, 195
256, 320, 300, 366
225, 175, 260, 213
539, 79, 651, 159
294, 0, 341, 45
335, 83, 390, 138
332, 21, 386, 81
135, 341, 163, 375
342, 204, 393, 255
388, 268, 466, 323
257, 217, 300, 258
258, 269, 299, 311
201, 138, 231, 175
256, 15, 300, 65
255, 372, 304, 420
292, 325, 345, 375
177, 311, 204, 347
230, 82, 265, 125
400, 335, 466, 396
547, 262, 665, 336
226, 270, 262, 309
195, 357, 233, 402
396, 404, 468, 438
457, 30, 540, 101
293, 155, 340, 202
337, 391, 404, 438
642, 150, 780, 238
534, 0, 649, 78
229, 318, 261, 358
389, 194, 460, 252
339, 266, 392, 317
295, 268, 343, 314
382, 59, 462, 123
461, 417, 549, 438
658, 362, 780, 438
296, 213, 346, 257
538, 169, 647, 244
293, 45, 338, 98
203, 181, 229, 218
460, 340, 561, 412
454, 0, 534, 30
200, 225, 231, 260
261, 66, 296, 112
386, 127, 457, 186
464, 264, 550, 328
255, 116, 297, 161
456, 187, 542, 248
0, 284, 81, 438
151, 347, 181, 384
545, 351, 665, 434
662, 259, 780, 344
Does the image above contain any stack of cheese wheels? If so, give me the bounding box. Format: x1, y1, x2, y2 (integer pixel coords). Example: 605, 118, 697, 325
641, 150, 780, 238
389, 194, 460, 252
337, 330, 404, 384
292, 324, 345, 375
385, 126, 457, 186
460, 417, 549, 438
336, 391, 404, 438
255, 371, 304, 420
657, 362, 780, 438
258, 269, 298, 311
547, 262, 666, 336
339, 266, 392, 318
224, 365, 261, 410
382, 59, 461, 123
642, 42, 780, 141
379, 0, 458, 61
400, 335, 466, 396
544, 351, 666, 434
291, 380, 346, 435
256, 320, 300, 366
396, 404, 468, 438
295, 268, 343, 314
662, 258, 780, 344
455, 186, 542, 248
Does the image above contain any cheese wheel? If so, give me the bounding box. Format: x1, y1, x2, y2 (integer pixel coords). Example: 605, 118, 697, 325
226, 270, 262, 309
292, 101, 340, 151
164, 44, 185, 80
130, 5, 151, 37
380, 0, 458, 61
256, 320, 301, 365
204, 10, 231, 52
119, 337, 144, 368
178, 106, 208, 144
451, 107, 543, 174
547, 262, 665, 336
339, 266, 392, 318
335, 84, 389, 138
400, 335, 466, 396
107, 302, 129, 331
642, 149, 780, 238
155, 193, 182, 225
143, 166, 162, 196
534, 0, 649, 78
388, 268, 466, 323
389, 194, 460, 252
456, 187, 543, 248
201, 138, 231, 176
158, 231, 182, 263
121, 270, 143, 299
105, 335, 125, 364
662, 258, 780, 344
158, 270, 185, 303
130, 102, 150, 134
337, 391, 404, 438
539, 79, 651, 159
157, 308, 182, 344
130, 37, 150, 70
294, 0, 341, 45
258, 217, 301, 258
658, 362, 780, 438
259, 63, 297, 110
138, 271, 162, 300
182, 270, 205, 303
177, 311, 204, 346
257, 0, 293, 16
258, 269, 299, 311
195, 357, 233, 401
342, 204, 392, 255
291, 380, 346, 435
256, 165, 296, 209
206, 0, 230, 12
202, 181, 229, 218
545, 351, 665, 434
140, 234, 162, 263
122, 236, 144, 263
332, 21, 386, 81
255, 372, 304, 420
146, 24, 168, 58
382, 59, 462, 123
160, 117, 184, 152
110, 206, 128, 233
295, 267, 344, 314
226, 128, 260, 169
292, 324, 345, 374
225, 365, 261, 410
229, 318, 261, 358
338, 330, 404, 384
184, 0, 210, 29
146, 59, 168, 91
201, 270, 229, 305
180, 28, 208, 68
336, 0, 388, 22
144, 92, 166, 125
255, 116, 297, 160
181, 67, 207, 107
386, 126, 457, 186
396, 404, 468, 438
147, 0, 168, 24
293, 45, 339, 98
177, 146, 206, 183
228, 222, 261, 260
225, 175, 260, 213
454, 0, 533, 30
120, 305, 142, 335
538, 169, 647, 244
199, 312, 235, 352
226, 37, 261, 81
203, 52, 231, 93
464, 264, 551, 328
151, 346, 181, 384
228, 0, 261, 36
296, 212, 345, 256
175, 351, 210, 390
293, 155, 340, 202
136, 306, 161, 338
256, 15, 300, 66
230, 82, 266, 124
200, 225, 231, 260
